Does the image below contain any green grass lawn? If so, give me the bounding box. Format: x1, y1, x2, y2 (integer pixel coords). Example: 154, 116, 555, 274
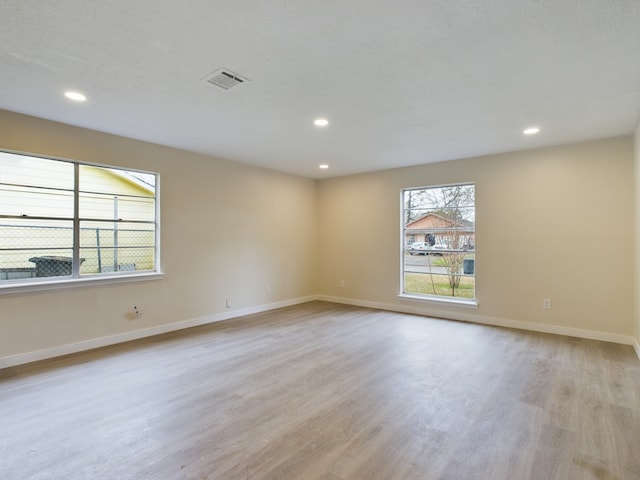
432, 255, 475, 267
404, 273, 475, 299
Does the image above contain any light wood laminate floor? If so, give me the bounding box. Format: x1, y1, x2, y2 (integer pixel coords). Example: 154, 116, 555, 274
1, 302, 639, 479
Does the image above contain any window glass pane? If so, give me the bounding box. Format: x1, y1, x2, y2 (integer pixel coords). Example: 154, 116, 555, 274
80, 165, 155, 196
79, 165, 155, 221
0, 152, 74, 189
403, 184, 475, 300
79, 191, 156, 222
404, 271, 475, 298
0, 184, 74, 218
0, 153, 74, 217
0, 219, 74, 282
79, 220, 155, 274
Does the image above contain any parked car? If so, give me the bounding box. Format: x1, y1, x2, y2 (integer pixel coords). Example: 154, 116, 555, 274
431, 241, 460, 255
432, 241, 452, 251
408, 242, 433, 255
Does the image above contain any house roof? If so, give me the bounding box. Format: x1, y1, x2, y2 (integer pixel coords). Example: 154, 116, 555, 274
405, 212, 474, 230
1, 2, 638, 179
106, 169, 155, 194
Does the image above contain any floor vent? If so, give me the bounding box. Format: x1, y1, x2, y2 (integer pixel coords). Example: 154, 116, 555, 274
203, 69, 249, 90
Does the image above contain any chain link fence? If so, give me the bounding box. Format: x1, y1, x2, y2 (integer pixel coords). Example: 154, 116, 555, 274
0, 222, 155, 281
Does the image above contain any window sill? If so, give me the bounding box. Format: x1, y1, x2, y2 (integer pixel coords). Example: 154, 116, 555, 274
397, 293, 478, 309
0, 272, 164, 295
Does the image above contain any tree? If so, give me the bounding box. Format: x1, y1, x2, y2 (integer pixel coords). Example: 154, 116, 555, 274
404, 188, 428, 225
426, 185, 474, 296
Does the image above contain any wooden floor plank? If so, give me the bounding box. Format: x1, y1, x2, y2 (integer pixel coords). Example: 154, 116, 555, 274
1, 301, 639, 479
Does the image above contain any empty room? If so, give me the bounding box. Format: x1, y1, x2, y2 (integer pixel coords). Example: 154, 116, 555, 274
1, 2, 639, 479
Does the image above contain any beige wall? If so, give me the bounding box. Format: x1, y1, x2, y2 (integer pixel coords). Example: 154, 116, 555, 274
0, 110, 317, 359
1, 108, 637, 364
318, 136, 635, 337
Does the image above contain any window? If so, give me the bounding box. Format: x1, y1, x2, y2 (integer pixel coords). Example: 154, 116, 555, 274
0, 150, 158, 286
402, 184, 475, 301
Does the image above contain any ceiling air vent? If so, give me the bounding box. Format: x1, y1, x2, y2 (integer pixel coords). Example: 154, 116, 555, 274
203, 68, 249, 90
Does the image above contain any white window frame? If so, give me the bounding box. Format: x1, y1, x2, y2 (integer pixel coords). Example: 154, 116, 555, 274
0, 149, 162, 294
399, 182, 477, 307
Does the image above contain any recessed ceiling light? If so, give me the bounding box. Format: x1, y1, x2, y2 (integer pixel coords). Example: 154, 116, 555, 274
314, 118, 329, 127
64, 91, 87, 102
319, 164, 329, 169
523, 127, 540, 135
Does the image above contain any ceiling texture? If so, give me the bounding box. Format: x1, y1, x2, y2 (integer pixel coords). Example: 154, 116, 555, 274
1, 1, 639, 178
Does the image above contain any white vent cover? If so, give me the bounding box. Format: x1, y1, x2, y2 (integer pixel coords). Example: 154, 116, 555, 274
203, 68, 249, 90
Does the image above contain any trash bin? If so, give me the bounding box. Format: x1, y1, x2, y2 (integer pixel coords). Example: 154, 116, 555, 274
463, 258, 475, 275
29, 256, 75, 277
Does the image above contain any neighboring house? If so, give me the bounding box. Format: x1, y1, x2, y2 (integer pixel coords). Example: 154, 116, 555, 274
0, 160, 155, 279
404, 212, 475, 249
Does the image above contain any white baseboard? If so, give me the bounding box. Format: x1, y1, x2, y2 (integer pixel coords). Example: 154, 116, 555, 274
0, 296, 316, 369
316, 295, 637, 348
3, 294, 638, 369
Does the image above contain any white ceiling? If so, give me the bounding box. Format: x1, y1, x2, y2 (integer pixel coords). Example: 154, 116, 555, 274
1, 1, 639, 178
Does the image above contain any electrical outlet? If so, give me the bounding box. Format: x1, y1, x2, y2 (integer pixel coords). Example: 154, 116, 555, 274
339, 280, 345, 288
266, 283, 271, 293
543, 299, 551, 310
226, 298, 232, 309
133, 305, 142, 318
